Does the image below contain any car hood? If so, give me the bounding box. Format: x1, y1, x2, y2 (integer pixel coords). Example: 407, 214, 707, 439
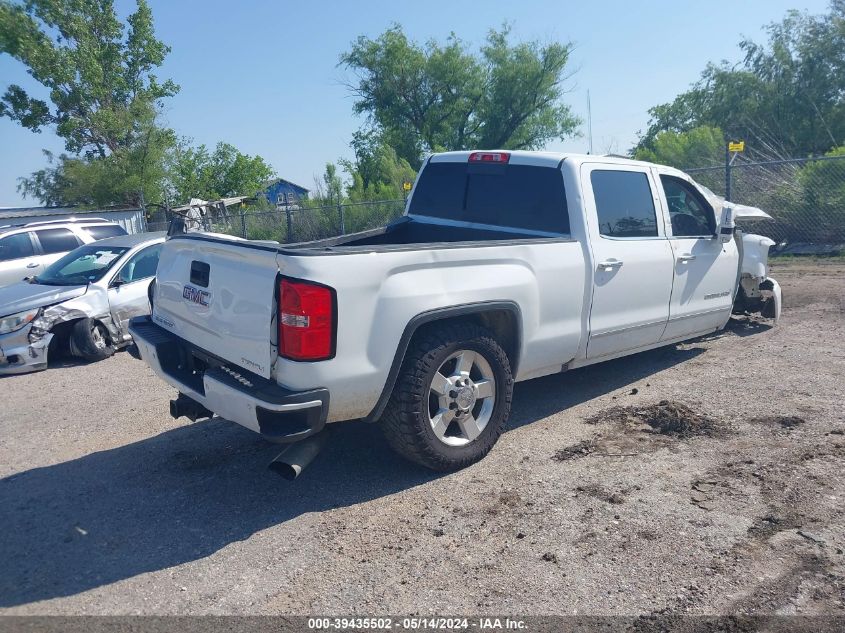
692, 182, 774, 220
0, 282, 88, 317
723, 201, 773, 220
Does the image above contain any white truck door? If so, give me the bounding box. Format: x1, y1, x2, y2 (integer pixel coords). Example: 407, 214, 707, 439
655, 172, 739, 340
581, 164, 675, 359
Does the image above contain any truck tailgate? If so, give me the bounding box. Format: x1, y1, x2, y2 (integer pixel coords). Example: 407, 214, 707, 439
152, 236, 279, 378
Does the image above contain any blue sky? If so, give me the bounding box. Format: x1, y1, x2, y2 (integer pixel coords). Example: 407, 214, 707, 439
0, 0, 831, 207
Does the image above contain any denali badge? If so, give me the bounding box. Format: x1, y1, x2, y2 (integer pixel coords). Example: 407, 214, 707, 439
183, 285, 210, 307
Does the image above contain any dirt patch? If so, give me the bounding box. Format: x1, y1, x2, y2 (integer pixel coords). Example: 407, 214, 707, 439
552, 438, 596, 461
553, 401, 723, 464
689, 480, 726, 511
541, 552, 558, 564
484, 489, 523, 515
750, 415, 806, 430
575, 483, 627, 505
586, 400, 723, 439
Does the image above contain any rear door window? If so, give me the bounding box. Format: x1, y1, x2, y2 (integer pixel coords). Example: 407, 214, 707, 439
590, 170, 659, 238
409, 162, 569, 234
35, 228, 82, 254
83, 224, 128, 240
0, 232, 36, 261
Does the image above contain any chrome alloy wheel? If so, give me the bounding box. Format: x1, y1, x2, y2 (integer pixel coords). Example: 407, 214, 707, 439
428, 349, 496, 447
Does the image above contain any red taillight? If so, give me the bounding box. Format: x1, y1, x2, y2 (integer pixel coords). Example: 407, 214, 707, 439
469, 151, 510, 163
279, 278, 335, 361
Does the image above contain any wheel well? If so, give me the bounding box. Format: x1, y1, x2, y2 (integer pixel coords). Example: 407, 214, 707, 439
45, 318, 81, 358
363, 303, 522, 423
415, 310, 520, 375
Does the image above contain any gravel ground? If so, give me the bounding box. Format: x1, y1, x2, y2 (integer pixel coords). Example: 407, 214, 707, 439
0, 259, 843, 616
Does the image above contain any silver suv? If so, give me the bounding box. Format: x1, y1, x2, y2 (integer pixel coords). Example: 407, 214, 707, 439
0, 218, 127, 287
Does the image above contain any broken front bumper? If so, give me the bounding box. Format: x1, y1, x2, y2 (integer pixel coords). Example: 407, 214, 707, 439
128, 316, 329, 443
0, 324, 53, 375
764, 277, 782, 322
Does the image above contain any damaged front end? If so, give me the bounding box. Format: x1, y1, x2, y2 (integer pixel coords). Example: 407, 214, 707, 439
0, 285, 117, 376
694, 183, 782, 323
0, 308, 53, 375
734, 233, 782, 321
719, 202, 781, 322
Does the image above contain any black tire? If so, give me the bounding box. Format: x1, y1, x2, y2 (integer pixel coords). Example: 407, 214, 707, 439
380, 322, 513, 471
70, 318, 115, 362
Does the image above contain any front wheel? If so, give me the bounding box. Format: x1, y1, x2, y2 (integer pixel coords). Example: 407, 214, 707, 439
380, 322, 513, 471
70, 318, 115, 362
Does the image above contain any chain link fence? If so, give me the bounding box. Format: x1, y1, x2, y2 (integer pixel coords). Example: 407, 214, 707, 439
147, 198, 407, 243
686, 155, 845, 250
150, 155, 845, 251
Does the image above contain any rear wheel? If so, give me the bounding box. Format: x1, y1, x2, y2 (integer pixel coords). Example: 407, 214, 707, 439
380, 322, 513, 471
70, 318, 115, 362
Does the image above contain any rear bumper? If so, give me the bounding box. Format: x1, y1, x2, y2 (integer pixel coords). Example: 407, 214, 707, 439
128, 316, 329, 442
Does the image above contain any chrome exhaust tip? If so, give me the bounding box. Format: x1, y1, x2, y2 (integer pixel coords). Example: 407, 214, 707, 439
268, 431, 330, 480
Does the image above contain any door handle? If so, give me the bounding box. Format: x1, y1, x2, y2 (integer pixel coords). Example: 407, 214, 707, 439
598, 260, 623, 271
677, 254, 697, 264
26, 262, 39, 269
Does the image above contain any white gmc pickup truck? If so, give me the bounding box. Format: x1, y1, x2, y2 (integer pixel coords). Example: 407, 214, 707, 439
130, 151, 781, 477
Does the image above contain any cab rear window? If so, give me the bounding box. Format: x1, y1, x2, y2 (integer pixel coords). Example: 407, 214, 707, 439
409, 162, 569, 234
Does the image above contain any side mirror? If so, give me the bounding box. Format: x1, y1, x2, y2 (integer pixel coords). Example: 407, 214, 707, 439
718, 206, 736, 244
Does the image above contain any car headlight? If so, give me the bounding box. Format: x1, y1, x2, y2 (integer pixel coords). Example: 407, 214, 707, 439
0, 308, 40, 335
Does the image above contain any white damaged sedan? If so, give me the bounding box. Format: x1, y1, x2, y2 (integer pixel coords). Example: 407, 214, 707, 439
0, 232, 164, 375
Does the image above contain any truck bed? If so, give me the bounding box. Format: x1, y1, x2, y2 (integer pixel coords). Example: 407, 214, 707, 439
282, 217, 559, 253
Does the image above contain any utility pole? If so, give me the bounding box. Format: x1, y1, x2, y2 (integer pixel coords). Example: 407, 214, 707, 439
587, 90, 593, 155
725, 142, 732, 202
725, 140, 744, 202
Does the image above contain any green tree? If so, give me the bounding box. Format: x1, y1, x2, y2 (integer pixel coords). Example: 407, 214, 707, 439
167, 141, 276, 204
342, 130, 416, 201
18, 107, 175, 207
340, 24, 580, 168
635, 2, 845, 157
633, 126, 725, 169
1, 0, 178, 205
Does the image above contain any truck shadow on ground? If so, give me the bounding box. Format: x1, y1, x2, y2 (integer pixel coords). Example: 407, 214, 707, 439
0, 343, 711, 607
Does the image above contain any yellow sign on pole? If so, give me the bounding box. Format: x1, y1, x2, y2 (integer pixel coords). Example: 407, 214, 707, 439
728, 140, 745, 153
402, 181, 412, 192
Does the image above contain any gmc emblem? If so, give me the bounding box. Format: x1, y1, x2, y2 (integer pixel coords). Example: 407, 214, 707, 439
183, 285, 210, 307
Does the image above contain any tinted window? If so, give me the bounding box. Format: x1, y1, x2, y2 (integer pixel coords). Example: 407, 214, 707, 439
83, 224, 127, 240
36, 228, 81, 254
0, 233, 35, 261
591, 170, 658, 238
409, 162, 569, 234
660, 175, 715, 237
117, 244, 161, 283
